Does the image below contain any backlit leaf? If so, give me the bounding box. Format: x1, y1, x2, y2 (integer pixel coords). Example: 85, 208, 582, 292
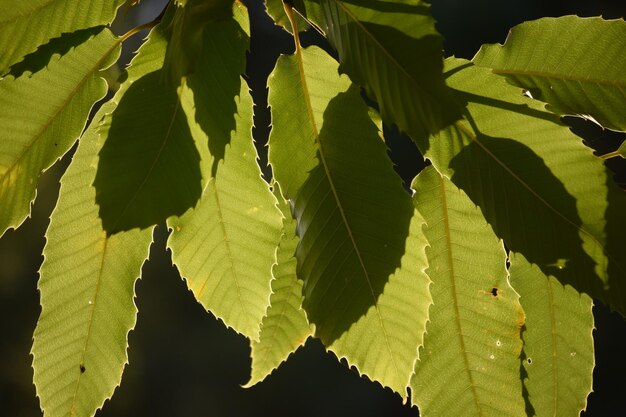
315, 0, 460, 137
509, 252, 594, 417
0, 28, 121, 237
411, 167, 526, 417
0, 0, 125, 73
269, 44, 429, 395
474, 16, 626, 132
245, 186, 313, 386
33, 102, 153, 417
167, 83, 282, 340
420, 58, 626, 316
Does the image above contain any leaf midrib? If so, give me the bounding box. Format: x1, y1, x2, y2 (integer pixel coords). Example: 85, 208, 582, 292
492, 68, 626, 89
295, 42, 402, 384
456, 120, 626, 278
328, 0, 438, 104
0, 33, 119, 194
437, 174, 482, 415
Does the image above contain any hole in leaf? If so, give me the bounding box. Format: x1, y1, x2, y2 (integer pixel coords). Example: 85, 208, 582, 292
80, 364, 86, 373
491, 287, 498, 297
526, 358, 532, 365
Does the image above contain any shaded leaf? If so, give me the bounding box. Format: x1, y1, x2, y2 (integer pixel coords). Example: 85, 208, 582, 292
92, 4, 199, 233
245, 185, 313, 386
314, 0, 460, 137
474, 16, 626, 132
268, 45, 350, 199
33, 100, 153, 417
0, 0, 125, 73
163, 0, 234, 84
167, 83, 283, 340
509, 252, 594, 417
0, 28, 121, 237
269, 44, 429, 395
411, 167, 526, 417
186, 11, 249, 176
420, 58, 626, 316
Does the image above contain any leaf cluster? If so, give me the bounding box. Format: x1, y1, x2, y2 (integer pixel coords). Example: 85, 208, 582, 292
0, 0, 625, 416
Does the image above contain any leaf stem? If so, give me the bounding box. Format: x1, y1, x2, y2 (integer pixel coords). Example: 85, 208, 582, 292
283, 1, 301, 51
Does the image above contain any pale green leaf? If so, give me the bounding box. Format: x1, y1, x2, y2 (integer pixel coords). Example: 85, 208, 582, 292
32, 20, 172, 417
167, 83, 282, 340
0, 28, 121, 237
314, 0, 460, 137
245, 186, 313, 386
509, 252, 594, 417
164, 11, 280, 340
32, 100, 153, 417
411, 167, 526, 417
268, 45, 351, 199
269, 43, 428, 394
421, 58, 626, 315
0, 0, 125, 73
474, 16, 626, 132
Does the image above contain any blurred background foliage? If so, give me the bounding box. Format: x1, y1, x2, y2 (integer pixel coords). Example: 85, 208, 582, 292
1, 0, 625, 416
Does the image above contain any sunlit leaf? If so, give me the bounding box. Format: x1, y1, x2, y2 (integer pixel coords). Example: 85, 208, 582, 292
420, 58, 626, 316
509, 252, 594, 417
268, 44, 429, 395
411, 167, 526, 417
33, 101, 153, 417
0, 28, 121, 237
167, 82, 282, 340
245, 185, 313, 386
0, 0, 125, 73
474, 16, 626, 132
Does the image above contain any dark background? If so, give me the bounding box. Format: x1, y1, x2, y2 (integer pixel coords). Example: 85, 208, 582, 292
1, 1, 625, 416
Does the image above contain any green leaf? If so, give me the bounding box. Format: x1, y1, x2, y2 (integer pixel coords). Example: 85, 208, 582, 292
32, 100, 153, 417
269, 44, 430, 395
245, 185, 313, 386
0, 28, 121, 237
0, 0, 125, 73
420, 58, 626, 316
186, 12, 249, 175
163, 0, 234, 84
314, 0, 460, 137
92, 5, 204, 233
268, 46, 351, 199
167, 82, 283, 340
474, 16, 626, 132
509, 252, 594, 417
411, 167, 526, 417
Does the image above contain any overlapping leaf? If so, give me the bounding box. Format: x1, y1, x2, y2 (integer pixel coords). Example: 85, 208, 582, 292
0, 0, 125, 73
164, 10, 281, 340
0, 28, 121, 237
162, 0, 234, 84
269, 44, 430, 395
92, 4, 206, 233
245, 187, 313, 386
167, 82, 282, 340
474, 16, 626, 132
509, 252, 594, 417
311, 0, 460, 137
411, 167, 526, 417
420, 58, 626, 315
31, 19, 172, 417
